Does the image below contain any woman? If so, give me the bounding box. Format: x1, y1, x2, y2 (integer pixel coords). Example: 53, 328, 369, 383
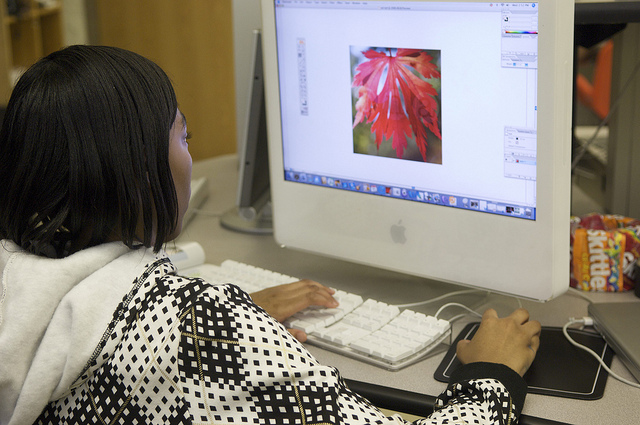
0, 45, 540, 425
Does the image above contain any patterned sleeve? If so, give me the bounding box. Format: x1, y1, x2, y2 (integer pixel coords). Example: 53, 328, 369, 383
33, 261, 526, 425
430, 362, 527, 424
180, 281, 527, 425
426, 372, 526, 424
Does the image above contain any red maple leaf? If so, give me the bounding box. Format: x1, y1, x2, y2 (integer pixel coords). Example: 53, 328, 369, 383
352, 48, 441, 161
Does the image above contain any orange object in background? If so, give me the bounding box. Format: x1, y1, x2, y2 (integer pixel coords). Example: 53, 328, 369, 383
576, 40, 613, 120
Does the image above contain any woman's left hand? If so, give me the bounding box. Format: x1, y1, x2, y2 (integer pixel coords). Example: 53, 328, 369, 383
251, 280, 338, 342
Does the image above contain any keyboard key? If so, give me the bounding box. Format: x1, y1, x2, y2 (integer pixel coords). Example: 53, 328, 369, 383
312, 323, 369, 345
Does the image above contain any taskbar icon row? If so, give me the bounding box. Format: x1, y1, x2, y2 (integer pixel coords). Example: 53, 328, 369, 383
285, 170, 535, 220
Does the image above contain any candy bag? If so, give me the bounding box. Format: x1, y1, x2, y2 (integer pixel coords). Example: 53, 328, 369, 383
570, 213, 640, 291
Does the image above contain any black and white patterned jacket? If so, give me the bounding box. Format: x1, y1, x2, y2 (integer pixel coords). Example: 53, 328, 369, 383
32, 257, 526, 424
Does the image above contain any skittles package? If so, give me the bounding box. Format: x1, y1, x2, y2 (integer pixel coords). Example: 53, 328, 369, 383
570, 213, 640, 292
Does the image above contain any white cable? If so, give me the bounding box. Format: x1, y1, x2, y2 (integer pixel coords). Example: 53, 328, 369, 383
435, 302, 482, 320
447, 313, 475, 323
394, 289, 487, 309
512, 295, 523, 309
563, 318, 640, 389
566, 287, 594, 304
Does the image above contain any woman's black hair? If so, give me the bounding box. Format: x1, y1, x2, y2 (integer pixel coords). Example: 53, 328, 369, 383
0, 45, 179, 257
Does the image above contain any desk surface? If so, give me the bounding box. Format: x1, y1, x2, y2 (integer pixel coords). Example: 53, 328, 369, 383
177, 154, 640, 425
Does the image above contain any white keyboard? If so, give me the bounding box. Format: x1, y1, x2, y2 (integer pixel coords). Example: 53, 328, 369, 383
181, 260, 452, 370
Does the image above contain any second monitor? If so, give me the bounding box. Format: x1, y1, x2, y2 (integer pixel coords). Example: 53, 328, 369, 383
221, 30, 273, 235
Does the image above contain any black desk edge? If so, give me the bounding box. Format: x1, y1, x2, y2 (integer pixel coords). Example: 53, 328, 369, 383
344, 379, 570, 425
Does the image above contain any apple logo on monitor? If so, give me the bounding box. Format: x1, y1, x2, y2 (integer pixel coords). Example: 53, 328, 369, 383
390, 221, 407, 244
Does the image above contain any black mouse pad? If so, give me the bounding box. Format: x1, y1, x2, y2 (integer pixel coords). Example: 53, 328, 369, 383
434, 323, 614, 400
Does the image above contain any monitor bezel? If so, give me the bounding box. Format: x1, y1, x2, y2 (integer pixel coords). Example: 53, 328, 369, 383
261, 0, 573, 301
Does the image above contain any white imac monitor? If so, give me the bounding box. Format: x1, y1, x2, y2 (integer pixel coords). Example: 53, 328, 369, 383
261, 0, 574, 301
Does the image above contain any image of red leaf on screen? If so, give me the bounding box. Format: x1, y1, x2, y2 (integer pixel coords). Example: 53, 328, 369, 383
351, 46, 442, 164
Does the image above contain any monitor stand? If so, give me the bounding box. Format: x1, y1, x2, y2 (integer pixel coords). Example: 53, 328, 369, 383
220, 192, 273, 234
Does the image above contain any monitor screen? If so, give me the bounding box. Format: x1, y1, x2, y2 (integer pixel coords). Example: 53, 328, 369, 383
261, 0, 573, 301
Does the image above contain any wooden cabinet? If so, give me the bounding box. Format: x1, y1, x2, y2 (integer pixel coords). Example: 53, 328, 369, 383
93, 0, 237, 160
0, 0, 64, 103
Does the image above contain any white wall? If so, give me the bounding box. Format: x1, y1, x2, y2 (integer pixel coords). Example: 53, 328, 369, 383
232, 0, 262, 152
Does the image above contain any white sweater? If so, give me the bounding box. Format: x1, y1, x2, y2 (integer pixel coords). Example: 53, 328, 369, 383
0, 240, 159, 425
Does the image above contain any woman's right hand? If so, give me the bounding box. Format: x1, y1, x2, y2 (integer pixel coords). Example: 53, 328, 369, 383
455, 308, 541, 377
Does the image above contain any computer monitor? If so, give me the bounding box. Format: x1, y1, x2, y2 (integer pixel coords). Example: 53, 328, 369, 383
261, 0, 574, 301
220, 30, 273, 234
